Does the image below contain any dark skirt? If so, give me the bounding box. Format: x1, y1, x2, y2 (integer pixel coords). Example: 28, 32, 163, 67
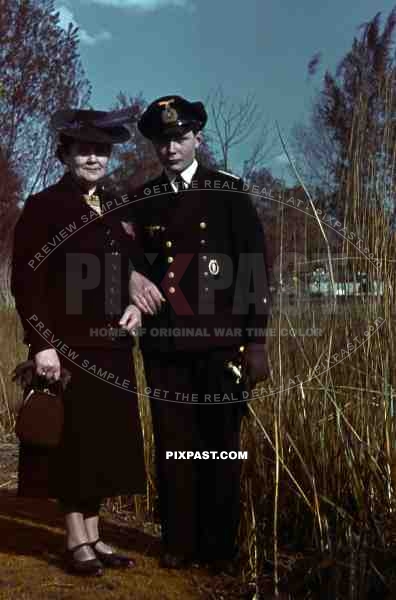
18, 348, 146, 502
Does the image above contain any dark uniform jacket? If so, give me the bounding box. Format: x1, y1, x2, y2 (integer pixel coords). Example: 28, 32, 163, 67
12, 173, 135, 355
130, 165, 270, 353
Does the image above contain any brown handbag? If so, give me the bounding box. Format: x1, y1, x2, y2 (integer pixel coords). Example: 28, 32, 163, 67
15, 387, 64, 447
13, 361, 71, 448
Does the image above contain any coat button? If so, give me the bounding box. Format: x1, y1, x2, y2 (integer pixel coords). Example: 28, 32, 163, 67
203, 271, 208, 277
202, 255, 208, 261
199, 222, 207, 229
165, 241, 172, 248
200, 239, 206, 246
167, 256, 174, 264
169, 286, 176, 294
168, 272, 175, 279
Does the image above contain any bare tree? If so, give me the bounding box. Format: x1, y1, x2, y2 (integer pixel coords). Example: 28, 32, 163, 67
292, 104, 340, 193
104, 93, 161, 192
0, 149, 21, 298
0, 0, 91, 197
206, 87, 275, 178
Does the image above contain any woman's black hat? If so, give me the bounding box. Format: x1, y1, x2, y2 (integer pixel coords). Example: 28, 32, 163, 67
51, 108, 134, 144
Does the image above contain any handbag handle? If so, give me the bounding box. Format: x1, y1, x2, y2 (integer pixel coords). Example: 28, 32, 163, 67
20, 386, 57, 409
12, 360, 71, 391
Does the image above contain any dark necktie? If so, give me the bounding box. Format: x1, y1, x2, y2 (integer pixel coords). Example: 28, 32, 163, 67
173, 174, 186, 193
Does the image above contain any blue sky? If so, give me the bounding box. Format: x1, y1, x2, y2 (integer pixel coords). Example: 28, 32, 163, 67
56, 0, 396, 180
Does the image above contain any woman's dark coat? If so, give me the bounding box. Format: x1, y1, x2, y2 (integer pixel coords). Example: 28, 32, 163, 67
11, 174, 146, 500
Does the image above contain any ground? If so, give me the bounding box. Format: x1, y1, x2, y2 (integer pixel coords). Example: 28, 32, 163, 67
0, 437, 254, 600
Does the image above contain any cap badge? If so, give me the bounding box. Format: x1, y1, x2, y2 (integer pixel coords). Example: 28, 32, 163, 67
158, 99, 178, 124
208, 258, 220, 276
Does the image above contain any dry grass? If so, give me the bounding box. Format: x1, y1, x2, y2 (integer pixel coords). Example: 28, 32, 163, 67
237, 62, 396, 599
0, 308, 25, 437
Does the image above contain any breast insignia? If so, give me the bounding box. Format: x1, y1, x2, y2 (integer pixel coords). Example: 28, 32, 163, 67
145, 224, 163, 235
208, 258, 220, 276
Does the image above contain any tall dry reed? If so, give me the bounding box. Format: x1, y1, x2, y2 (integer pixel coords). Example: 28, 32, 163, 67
240, 66, 396, 599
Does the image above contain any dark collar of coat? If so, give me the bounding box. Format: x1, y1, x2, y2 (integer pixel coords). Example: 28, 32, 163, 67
47, 172, 114, 213
57, 172, 106, 199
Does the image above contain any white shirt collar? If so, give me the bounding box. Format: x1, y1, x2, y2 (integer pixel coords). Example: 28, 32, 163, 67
167, 159, 198, 191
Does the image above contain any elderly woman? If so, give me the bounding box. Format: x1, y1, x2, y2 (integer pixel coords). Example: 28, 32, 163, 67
11, 110, 146, 576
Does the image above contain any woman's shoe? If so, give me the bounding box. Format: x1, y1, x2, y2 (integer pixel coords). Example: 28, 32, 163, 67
90, 539, 135, 569
65, 542, 104, 576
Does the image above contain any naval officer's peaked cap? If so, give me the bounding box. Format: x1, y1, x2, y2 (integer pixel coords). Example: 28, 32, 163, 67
138, 95, 207, 140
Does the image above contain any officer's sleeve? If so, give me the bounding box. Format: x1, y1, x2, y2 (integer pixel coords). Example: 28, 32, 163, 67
11, 196, 54, 355
230, 180, 270, 344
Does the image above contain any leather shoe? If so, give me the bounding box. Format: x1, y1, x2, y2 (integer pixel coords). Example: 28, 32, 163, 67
160, 552, 190, 569
65, 542, 104, 576
90, 539, 135, 569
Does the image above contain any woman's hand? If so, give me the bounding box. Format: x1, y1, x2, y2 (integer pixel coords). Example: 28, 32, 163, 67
119, 304, 142, 335
34, 348, 61, 382
129, 271, 165, 316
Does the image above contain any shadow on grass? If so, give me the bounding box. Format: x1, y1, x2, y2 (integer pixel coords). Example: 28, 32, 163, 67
0, 490, 216, 600
0, 490, 161, 568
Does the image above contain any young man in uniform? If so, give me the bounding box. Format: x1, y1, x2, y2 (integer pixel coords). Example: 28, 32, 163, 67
130, 95, 270, 572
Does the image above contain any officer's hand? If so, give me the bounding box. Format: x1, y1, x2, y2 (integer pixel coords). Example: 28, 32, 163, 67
119, 304, 142, 335
34, 349, 61, 382
129, 271, 165, 316
245, 343, 270, 387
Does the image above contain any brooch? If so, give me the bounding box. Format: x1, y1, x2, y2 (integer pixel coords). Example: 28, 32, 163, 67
84, 194, 102, 216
